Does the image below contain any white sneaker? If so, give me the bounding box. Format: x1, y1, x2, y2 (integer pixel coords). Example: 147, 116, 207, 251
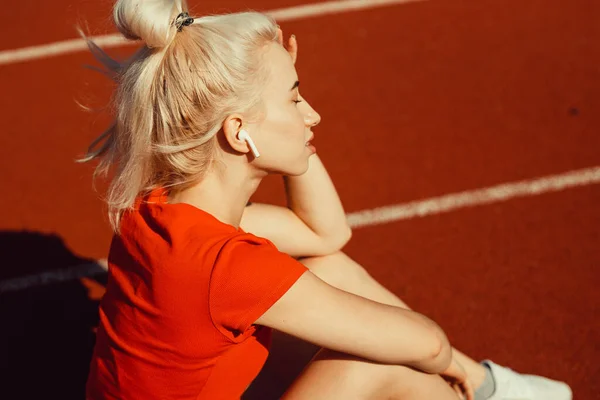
481, 360, 572, 400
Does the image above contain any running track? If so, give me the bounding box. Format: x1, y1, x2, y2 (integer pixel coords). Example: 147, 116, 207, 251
1, 0, 598, 398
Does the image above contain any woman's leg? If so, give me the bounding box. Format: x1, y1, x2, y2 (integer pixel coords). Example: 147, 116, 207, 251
301, 251, 487, 389
282, 349, 459, 400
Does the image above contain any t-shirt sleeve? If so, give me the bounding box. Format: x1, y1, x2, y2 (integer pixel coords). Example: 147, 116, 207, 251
209, 235, 308, 338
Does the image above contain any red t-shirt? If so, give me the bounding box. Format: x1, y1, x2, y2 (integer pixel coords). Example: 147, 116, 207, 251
86, 189, 308, 399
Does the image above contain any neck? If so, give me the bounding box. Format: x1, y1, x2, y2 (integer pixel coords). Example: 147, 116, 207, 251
168, 159, 265, 229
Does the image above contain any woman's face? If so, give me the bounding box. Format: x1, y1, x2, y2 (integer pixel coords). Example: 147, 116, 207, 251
249, 41, 321, 176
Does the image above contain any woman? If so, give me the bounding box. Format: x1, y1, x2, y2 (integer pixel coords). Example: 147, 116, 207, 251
82, 1, 569, 399
240, 37, 572, 400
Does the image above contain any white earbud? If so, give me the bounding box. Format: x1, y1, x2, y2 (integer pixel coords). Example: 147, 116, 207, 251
237, 129, 260, 158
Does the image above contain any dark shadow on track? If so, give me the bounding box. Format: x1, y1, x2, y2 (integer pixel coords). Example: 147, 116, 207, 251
0, 230, 106, 400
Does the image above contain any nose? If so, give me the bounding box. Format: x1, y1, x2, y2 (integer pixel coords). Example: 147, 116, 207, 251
298, 94, 321, 127
303, 102, 321, 128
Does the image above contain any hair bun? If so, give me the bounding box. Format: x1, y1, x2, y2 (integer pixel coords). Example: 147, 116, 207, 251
113, 0, 183, 48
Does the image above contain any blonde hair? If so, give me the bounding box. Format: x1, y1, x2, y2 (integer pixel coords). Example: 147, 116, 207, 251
79, 0, 279, 232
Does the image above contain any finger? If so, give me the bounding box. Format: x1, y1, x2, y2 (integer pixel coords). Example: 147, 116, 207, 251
277, 28, 283, 45
452, 383, 463, 400
288, 34, 298, 64
464, 382, 475, 400
458, 381, 472, 400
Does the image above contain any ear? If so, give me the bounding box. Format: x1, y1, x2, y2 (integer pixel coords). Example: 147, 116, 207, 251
222, 115, 250, 155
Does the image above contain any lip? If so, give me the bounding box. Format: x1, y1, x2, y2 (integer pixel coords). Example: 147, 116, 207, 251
306, 133, 316, 154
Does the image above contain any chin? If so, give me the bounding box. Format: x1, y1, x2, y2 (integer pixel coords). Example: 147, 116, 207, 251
282, 157, 311, 176
283, 166, 309, 177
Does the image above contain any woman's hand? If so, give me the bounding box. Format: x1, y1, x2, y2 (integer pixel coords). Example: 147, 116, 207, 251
277, 28, 298, 64
440, 357, 475, 400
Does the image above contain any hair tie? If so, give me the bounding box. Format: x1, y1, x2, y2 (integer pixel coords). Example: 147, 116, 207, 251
174, 12, 194, 32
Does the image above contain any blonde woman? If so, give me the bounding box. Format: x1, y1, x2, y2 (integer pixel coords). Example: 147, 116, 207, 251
238, 39, 572, 400
82, 1, 571, 399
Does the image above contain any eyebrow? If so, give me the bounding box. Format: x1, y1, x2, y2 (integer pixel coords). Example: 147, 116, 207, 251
290, 80, 300, 91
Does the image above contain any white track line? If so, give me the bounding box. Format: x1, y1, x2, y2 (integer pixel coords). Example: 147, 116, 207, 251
347, 165, 600, 228
1, 166, 599, 293
0, 0, 423, 66
268, 0, 422, 20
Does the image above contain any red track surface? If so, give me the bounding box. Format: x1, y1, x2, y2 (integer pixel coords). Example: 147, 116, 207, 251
1, 0, 598, 398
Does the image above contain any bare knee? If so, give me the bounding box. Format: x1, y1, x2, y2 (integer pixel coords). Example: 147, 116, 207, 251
382, 365, 456, 400
283, 350, 386, 400
284, 350, 455, 400
299, 251, 371, 291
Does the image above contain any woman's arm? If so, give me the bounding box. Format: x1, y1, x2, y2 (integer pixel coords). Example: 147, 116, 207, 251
240, 155, 352, 258
284, 154, 352, 247
255, 271, 453, 374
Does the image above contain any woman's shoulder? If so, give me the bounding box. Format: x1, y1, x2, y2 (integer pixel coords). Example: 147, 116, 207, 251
217, 231, 301, 275
120, 199, 281, 258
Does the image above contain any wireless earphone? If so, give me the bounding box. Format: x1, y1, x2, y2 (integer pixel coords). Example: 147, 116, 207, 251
237, 129, 260, 158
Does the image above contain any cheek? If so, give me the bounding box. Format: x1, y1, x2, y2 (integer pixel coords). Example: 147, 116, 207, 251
263, 106, 305, 143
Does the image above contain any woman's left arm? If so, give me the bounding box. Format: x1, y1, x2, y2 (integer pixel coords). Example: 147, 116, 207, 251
240, 155, 352, 258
